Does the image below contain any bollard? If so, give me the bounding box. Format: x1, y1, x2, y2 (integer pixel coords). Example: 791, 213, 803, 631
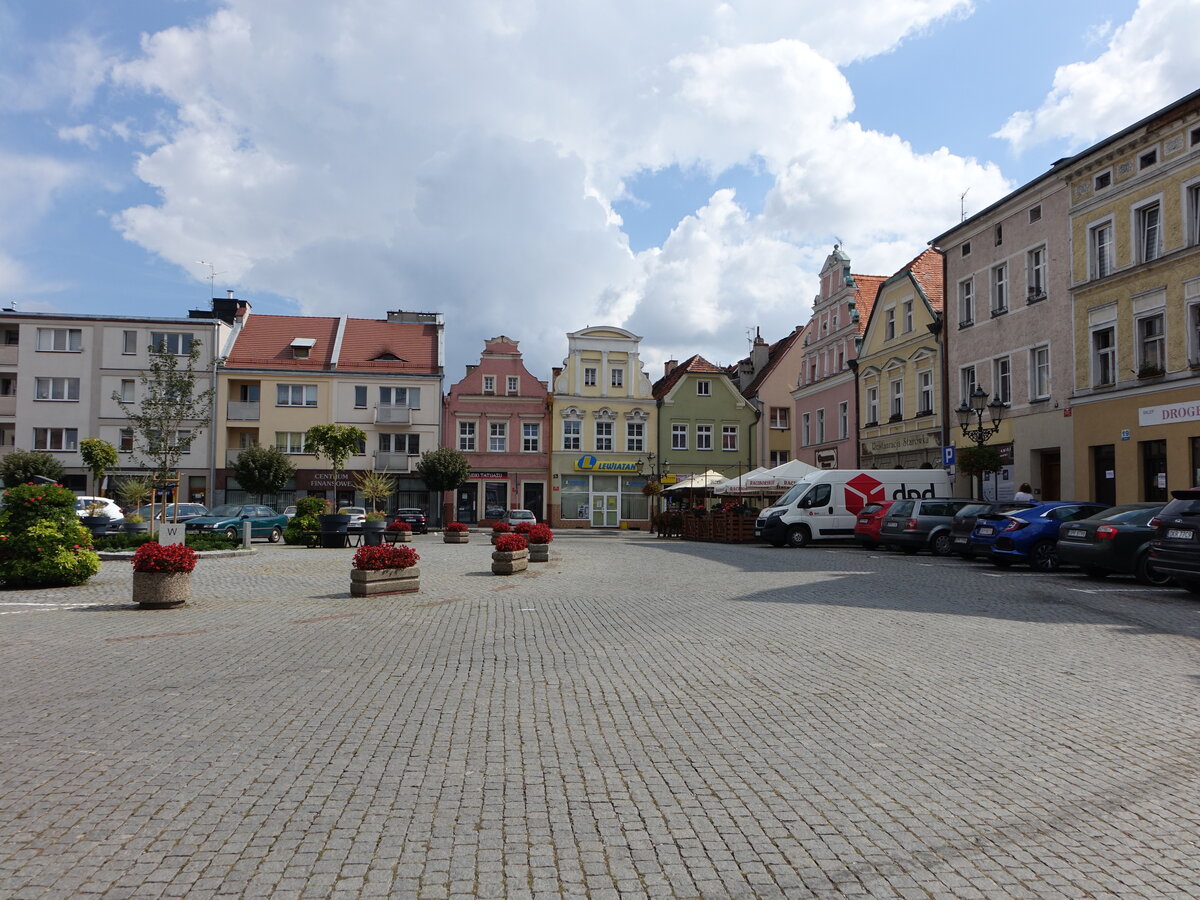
243, 520, 252, 548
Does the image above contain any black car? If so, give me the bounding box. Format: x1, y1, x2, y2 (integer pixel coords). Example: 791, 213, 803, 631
392, 508, 428, 534
1056, 502, 1170, 585
1148, 488, 1200, 595
879, 498, 975, 555
949, 500, 1037, 559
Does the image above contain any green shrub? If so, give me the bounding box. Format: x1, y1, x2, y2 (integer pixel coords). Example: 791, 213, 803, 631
0, 483, 100, 588
284, 513, 320, 545
92, 532, 238, 552
296, 495, 329, 516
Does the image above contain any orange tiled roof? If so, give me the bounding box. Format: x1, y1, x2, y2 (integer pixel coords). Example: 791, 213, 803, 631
850, 274, 886, 337
652, 354, 725, 399
896, 248, 944, 311
224, 314, 439, 373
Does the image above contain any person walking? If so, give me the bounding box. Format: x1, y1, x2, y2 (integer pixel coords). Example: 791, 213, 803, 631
1014, 482, 1035, 502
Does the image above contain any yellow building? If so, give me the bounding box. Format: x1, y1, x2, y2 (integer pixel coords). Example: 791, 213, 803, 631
1065, 89, 1200, 502
855, 249, 947, 470
550, 326, 656, 528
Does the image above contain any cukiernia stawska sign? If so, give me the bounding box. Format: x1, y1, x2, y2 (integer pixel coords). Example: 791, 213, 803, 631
573, 455, 640, 472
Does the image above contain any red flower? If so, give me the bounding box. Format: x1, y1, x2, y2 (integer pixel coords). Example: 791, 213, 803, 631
131, 542, 199, 573
491, 521, 511, 534
445, 522, 469, 533
494, 534, 527, 552
352, 544, 420, 571
527, 524, 554, 544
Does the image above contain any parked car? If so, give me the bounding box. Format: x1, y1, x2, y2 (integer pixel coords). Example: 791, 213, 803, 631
73, 496, 124, 521
878, 498, 976, 555
131, 503, 210, 523
501, 509, 537, 528
184, 504, 287, 542
1057, 502, 1170, 585
853, 500, 895, 549
1148, 488, 1200, 595
391, 508, 428, 533
337, 506, 367, 530
949, 500, 1037, 559
282, 505, 298, 520
971, 501, 1111, 571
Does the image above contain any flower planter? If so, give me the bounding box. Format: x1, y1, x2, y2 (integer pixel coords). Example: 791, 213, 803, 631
350, 566, 421, 597
361, 520, 387, 546
318, 513, 351, 548
123, 521, 150, 535
387, 530, 413, 543
528, 543, 550, 563
132, 571, 191, 608
491, 548, 528, 575
443, 532, 469, 544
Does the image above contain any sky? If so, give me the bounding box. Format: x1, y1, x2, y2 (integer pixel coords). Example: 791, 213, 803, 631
2, 0, 1199, 384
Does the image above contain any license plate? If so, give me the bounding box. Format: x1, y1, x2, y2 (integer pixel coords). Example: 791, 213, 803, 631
1066, 529, 1086, 539
953, 536, 966, 544
857, 517, 869, 525
977, 525, 994, 535
753, 530, 761, 537
883, 523, 899, 531
1168, 528, 1194, 540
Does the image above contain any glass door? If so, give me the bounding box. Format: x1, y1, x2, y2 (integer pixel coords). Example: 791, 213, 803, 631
590, 493, 619, 528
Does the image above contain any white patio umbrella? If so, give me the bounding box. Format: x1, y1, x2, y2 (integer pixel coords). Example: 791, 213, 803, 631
744, 459, 821, 492
713, 467, 771, 495
662, 470, 728, 492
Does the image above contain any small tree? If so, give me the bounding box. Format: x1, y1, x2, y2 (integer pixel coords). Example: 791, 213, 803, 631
0, 449, 66, 488
231, 444, 296, 504
303, 424, 367, 501
356, 470, 396, 514
79, 439, 119, 497
957, 445, 1004, 499
114, 475, 152, 512
414, 448, 471, 526
114, 340, 215, 506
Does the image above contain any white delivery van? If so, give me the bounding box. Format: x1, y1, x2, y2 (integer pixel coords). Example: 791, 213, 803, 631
756, 468, 952, 548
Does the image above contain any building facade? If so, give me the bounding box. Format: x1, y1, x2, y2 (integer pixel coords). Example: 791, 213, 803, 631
791, 248, 884, 469
549, 326, 654, 529
730, 326, 805, 469
444, 336, 550, 523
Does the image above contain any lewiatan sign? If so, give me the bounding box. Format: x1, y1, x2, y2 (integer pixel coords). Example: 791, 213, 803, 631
573, 455, 640, 472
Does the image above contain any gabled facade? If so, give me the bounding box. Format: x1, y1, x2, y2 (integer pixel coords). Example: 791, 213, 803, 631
550, 326, 655, 529
855, 249, 946, 470
730, 326, 805, 469
0, 308, 229, 503
791, 247, 884, 469
1064, 89, 1200, 503
932, 165, 1074, 501
218, 306, 444, 511
651, 355, 757, 483
444, 336, 550, 524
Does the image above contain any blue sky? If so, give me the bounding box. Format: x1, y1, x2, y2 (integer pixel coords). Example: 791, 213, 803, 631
1, 0, 1195, 378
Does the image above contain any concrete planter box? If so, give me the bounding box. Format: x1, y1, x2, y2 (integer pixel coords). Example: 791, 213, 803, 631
443, 532, 469, 544
132, 571, 191, 608
491, 548, 528, 575
528, 543, 550, 562
350, 566, 421, 597
387, 530, 413, 542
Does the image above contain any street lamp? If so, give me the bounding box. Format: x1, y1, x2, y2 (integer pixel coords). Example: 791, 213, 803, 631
638, 453, 670, 533
955, 387, 1007, 499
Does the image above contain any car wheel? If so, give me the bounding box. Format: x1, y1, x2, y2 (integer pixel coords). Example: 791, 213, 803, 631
1134, 552, 1172, 587
1029, 540, 1059, 572
1082, 566, 1109, 579
268, 526, 282, 544
930, 533, 953, 557
225, 527, 239, 541
785, 525, 810, 548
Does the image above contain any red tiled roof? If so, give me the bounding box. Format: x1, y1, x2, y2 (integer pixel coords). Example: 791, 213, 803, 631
652, 354, 725, 399
224, 315, 340, 370
224, 314, 439, 373
897, 248, 944, 311
850, 274, 886, 337
339, 318, 440, 372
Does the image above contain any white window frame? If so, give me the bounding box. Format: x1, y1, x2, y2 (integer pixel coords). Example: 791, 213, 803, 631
507, 376, 519, 395
523, 422, 540, 452
838, 401, 848, 440
275, 432, 307, 454
1135, 311, 1165, 374
379, 386, 418, 408
960, 365, 977, 406
769, 407, 789, 429
671, 423, 688, 451
458, 420, 476, 452
866, 387, 879, 425
902, 300, 913, 334
354, 385, 367, 408
721, 425, 738, 451
34, 377, 80, 401
122, 330, 138, 354
884, 307, 896, 340
611, 368, 624, 388
1030, 346, 1051, 400
918, 371, 933, 415
801, 413, 811, 447
993, 356, 1012, 405
625, 420, 643, 453
1186, 180, 1200, 247
119, 428, 134, 452
33, 427, 78, 451
814, 410, 825, 444
1133, 198, 1162, 263
1091, 325, 1116, 387
696, 424, 713, 451
562, 419, 581, 451
991, 263, 1008, 315
1090, 219, 1114, 279
594, 420, 613, 452
120, 379, 135, 403
696, 380, 711, 396
889, 379, 903, 419
488, 422, 507, 453
482, 375, 495, 394
36, 328, 82, 353
150, 331, 195, 355
583, 367, 597, 387
958, 278, 974, 326
1190, 300, 1200, 366
1027, 245, 1047, 301
277, 384, 318, 407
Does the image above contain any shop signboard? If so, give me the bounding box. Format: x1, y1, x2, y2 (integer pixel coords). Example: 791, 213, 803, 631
573, 455, 640, 472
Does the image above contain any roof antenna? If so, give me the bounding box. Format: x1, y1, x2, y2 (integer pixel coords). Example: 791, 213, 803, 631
959, 188, 970, 222
196, 260, 226, 305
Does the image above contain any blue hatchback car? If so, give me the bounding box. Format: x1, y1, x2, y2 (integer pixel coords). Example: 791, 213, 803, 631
970, 501, 1111, 571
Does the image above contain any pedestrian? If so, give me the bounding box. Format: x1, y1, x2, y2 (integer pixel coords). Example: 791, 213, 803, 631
1014, 482, 1035, 502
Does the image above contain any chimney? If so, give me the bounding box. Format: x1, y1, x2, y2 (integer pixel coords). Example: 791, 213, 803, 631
664, 359, 678, 377
227, 290, 235, 298
750, 328, 769, 373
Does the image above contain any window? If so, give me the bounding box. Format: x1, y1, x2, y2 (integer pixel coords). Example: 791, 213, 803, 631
122, 330, 137, 354
1137, 202, 1161, 262
696, 424, 712, 450
2, 328, 16, 346
489, 422, 507, 452
994, 223, 1003, 246
276, 432, 307, 453
33, 427, 77, 451
594, 421, 613, 451
1027, 246, 1046, 301
626, 421, 643, 452
722, 425, 738, 451
696, 380, 711, 396
36, 328, 81, 352
174, 429, 193, 455
1031, 346, 1050, 400
523, 423, 540, 452
671, 423, 688, 451
918, 371, 933, 414
583, 367, 597, 387
769, 407, 789, 429
380, 433, 419, 455
889, 380, 903, 419
1191, 303, 1200, 365
961, 242, 971, 257
277, 384, 317, 407
991, 263, 1008, 314
769, 450, 789, 467
1095, 171, 1112, 191
838, 402, 848, 439
960, 365, 978, 405
563, 419, 581, 450
239, 384, 259, 403
610, 368, 623, 388
902, 301, 913, 333
507, 376, 519, 395
958, 278, 974, 326
354, 386, 367, 408
379, 387, 418, 407
34, 377, 80, 401
1189, 184, 1200, 246
1139, 148, 1157, 170
119, 379, 135, 403
1092, 326, 1116, 387
483, 375, 495, 394
150, 332, 194, 355
290, 340, 312, 360
885, 307, 896, 340
1091, 222, 1113, 278
1137, 313, 1165, 374
814, 410, 825, 444
458, 421, 476, 452
866, 387, 879, 425
801, 413, 811, 447
1193, 126, 1200, 147
1029, 205, 1042, 223
993, 356, 1012, 404
119, 428, 134, 452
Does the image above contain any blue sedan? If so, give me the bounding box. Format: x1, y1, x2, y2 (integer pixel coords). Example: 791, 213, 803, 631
184, 504, 288, 542
970, 501, 1111, 571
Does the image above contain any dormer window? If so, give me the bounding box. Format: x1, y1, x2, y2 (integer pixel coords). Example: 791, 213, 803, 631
290, 338, 316, 359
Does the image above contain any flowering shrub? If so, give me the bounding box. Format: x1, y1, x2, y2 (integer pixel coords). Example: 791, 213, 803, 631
352, 544, 420, 570
494, 534, 527, 552
527, 524, 554, 544
491, 521, 511, 534
445, 522, 469, 533
385, 519, 413, 531
0, 483, 100, 588
514, 521, 533, 534
131, 541, 199, 573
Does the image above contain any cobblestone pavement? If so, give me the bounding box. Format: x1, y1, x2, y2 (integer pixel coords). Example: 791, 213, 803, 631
2, 533, 1199, 899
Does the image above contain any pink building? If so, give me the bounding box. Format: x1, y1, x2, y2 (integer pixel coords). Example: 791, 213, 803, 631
443, 336, 551, 523
791, 247, 884, 468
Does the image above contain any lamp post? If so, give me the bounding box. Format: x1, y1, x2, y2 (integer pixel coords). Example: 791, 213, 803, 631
955, 387, 1007, 499
638, 452, 669, 533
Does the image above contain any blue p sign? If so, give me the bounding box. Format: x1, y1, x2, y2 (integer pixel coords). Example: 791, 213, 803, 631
942, 445, 956, 467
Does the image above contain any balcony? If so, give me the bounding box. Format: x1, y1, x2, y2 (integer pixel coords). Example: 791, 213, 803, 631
375, 404, 411, 425
227, 401, 260, 421
0, 394, 14, 417
373, 452, 411, 472
0, 345, 16, 366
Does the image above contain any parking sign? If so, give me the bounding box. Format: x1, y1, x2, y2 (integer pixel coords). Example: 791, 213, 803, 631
942, 445, 956, 467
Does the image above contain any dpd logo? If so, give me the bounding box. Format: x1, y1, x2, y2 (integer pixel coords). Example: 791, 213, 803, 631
844, 473, 884, 514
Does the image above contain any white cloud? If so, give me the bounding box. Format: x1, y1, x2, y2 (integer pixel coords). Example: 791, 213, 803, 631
996, 0, 1200, 152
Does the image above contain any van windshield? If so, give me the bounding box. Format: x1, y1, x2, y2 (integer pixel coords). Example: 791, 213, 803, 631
776, 483, 810, 506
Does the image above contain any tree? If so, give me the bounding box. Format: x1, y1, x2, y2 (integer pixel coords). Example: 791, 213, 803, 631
114, 475, 152, 512
957, 445, 1003, 499
356, 470, 396, 514
303, 424, 367, 486
114, 340, 215, 503
414, 448, 471, 525
0, 449, 66, 487
231, 444, 296, 503
79, 439, 119, 497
